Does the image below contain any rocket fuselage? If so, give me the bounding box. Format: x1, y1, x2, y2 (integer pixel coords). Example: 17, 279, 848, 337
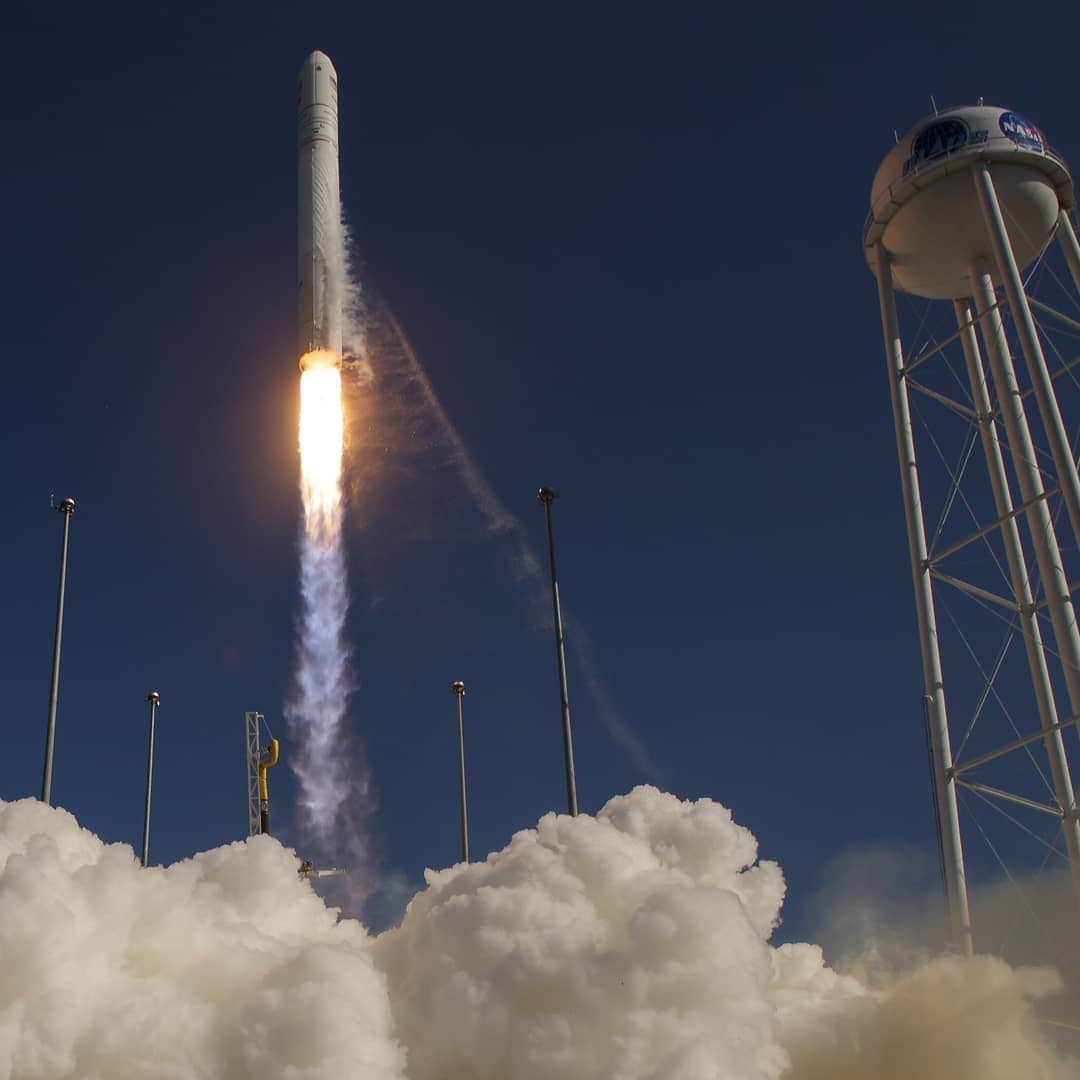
297, 51, 343, 369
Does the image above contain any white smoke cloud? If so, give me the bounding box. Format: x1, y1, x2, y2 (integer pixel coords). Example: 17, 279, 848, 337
374, 785, 1077, 1079
374, 786, 795, 1079
1, 789, 1075, 1079
0, 798, 403, 1079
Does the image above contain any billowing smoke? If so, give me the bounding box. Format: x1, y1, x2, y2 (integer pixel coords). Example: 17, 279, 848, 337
375, 786, 1076, 1079
0, 797, 403, 1078
4, 789, 1073, 1078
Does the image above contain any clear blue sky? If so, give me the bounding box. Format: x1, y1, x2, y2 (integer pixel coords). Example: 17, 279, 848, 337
3, 1, 1079, 938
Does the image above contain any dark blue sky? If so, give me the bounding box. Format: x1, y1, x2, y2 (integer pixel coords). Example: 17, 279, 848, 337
4, 2, 1079, 938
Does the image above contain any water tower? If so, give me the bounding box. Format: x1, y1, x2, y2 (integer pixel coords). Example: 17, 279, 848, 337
865, 104, 1080, 955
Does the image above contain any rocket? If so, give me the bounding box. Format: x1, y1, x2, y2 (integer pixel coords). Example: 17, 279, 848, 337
297, 50, 343, 371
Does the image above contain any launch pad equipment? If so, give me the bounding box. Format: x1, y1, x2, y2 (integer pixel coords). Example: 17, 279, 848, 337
865, 104, 1080, 953
245, 712, 279, 837
298, 860, 346, 881
243, 713, 344, 879
258, 738, 279, 836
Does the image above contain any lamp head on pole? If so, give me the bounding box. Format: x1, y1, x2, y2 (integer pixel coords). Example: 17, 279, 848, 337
147, 691, 160, 706
450, 680, 466, 697
537, 487, 557, 506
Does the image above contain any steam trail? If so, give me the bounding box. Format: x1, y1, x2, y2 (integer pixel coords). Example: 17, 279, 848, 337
378, 306, 659, 779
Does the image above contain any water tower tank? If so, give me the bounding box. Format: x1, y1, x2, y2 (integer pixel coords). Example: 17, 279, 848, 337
864, 105, 1074, 299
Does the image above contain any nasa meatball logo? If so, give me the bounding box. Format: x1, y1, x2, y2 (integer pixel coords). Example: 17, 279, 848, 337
999, 111, 1043, 151
903, 118, 970, 176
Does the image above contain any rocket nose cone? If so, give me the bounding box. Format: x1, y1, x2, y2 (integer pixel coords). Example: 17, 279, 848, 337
303, 49, 337, 76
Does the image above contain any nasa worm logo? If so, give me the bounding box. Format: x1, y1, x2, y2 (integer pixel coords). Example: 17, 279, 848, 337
903, 118, 970, 176
999, 112, 1043, 151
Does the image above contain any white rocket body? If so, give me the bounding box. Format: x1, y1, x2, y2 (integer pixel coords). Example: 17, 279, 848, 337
297, 51, 343, 368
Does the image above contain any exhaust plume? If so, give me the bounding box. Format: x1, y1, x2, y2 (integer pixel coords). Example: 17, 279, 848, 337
1, 790, 1075, 1077
289, 358, 370, 869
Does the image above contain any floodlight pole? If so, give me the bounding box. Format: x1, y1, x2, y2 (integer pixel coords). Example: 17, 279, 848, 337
451, 681, 469, 862
875, 245, 973, 955
538, 487, 578, 816
41, 497, 76, 805
142, 691, 160, 867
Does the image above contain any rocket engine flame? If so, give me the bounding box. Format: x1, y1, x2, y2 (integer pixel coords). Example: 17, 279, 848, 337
299, 362, 344, 539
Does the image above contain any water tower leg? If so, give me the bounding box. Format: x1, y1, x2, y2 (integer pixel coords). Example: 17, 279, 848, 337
1058, 210, 1080, 298
970, 270, 1080, 726
955, 299, 1080, 900
973, 163, 1080, 552
875, 244, 973, 955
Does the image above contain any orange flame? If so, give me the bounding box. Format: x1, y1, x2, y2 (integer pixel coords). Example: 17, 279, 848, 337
299, 365, 344, 545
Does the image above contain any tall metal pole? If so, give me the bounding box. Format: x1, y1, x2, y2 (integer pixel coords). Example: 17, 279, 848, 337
451, 681, 469, 862
955, 298, 1080, 898
538, 487, 579, 816
970, 269, 1080, 718
1058, 210, 1080, 298
973, 163, 1080, 551
875, 245, 973, 954
41, 497, 76, 805
142, 691, 160, 867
